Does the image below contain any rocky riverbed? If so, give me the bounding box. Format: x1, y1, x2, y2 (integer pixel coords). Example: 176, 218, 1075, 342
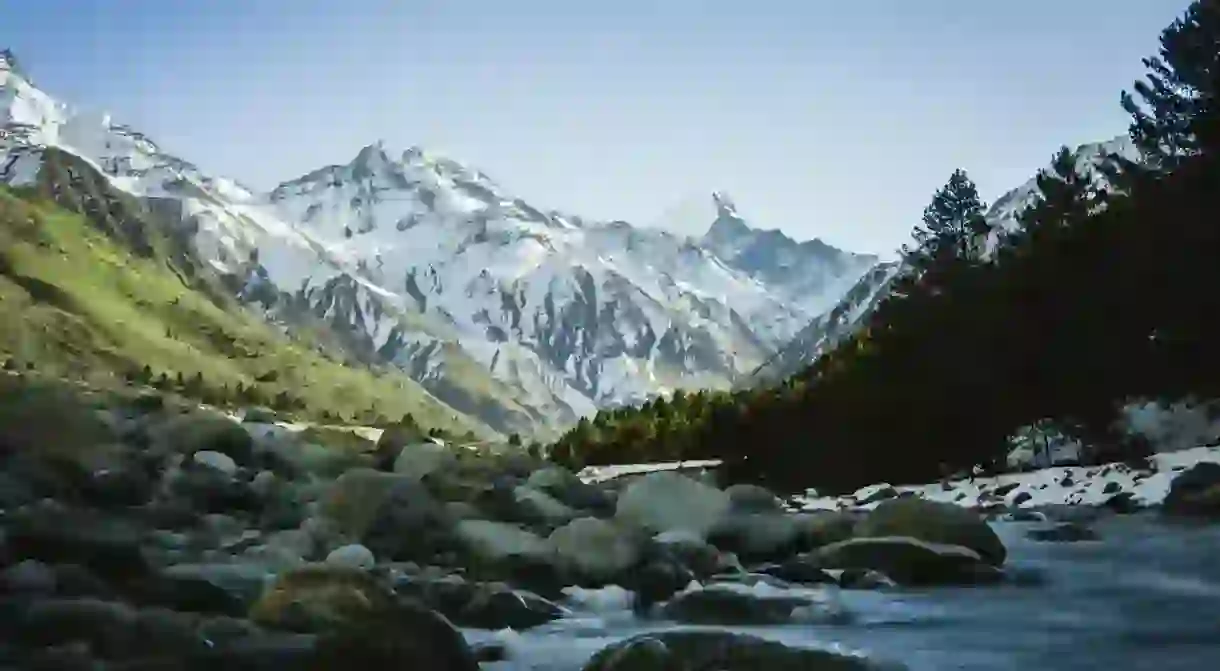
3, 378, 1220, 670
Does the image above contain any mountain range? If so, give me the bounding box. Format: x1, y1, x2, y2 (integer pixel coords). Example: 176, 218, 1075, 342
1, 49, 883, 437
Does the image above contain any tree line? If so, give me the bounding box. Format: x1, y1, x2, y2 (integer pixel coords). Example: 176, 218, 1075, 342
548, 1, 1220, 494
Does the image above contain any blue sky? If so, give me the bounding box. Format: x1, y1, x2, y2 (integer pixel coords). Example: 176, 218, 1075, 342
3, 0, 1188, 255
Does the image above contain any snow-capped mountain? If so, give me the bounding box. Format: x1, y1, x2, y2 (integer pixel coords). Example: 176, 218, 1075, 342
701, 191, 879, 317
748, 137, 1143, 384
1, 49, 878, 435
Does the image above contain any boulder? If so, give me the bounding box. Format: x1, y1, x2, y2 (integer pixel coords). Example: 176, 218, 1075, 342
527, 467, 615, 514
724, 484, 784, 512
514, 486, 578, 524
147, 411, 254, 465
652, 530, 723, 578
192, 450, 238, 477
248, 564, 396, 632
615, 471, 730, 539
1163, 462, 1220, 517
854, 498, 1007, 566
395, 576, 564, 630
707, 513, 803, 562
548, 517, 644, 582
360, 479, 456, 563
308, 598, 480, 671
318, 469, 410, 539
6, 505, 152, 582
393, 441, 458, 481
456, 520, 550, 565
325, 544, 376, 570
815, 536, 1003, 586
581, 630, 891, 671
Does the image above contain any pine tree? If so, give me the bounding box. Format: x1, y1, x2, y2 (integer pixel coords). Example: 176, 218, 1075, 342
1121, 0, 1220, 171
904, 170, 991, 273
1002, 147, 1101, 255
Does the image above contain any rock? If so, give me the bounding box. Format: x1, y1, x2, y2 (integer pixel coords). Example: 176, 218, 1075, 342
837, 568, 897, 590
319, 469, 412, 540
148, 411, 254, 466
456, 520, 550, 566
724, 484, 783, 512
396, 577, 563, 630
527, 467, 615, 513
360, 478, 456, 563
615, 471, 730, 539
581, 631, 889, 671
659, 587, 835, 626
6, 506, 152, 582
652, 530, 722, 578
993, 482, 1020, 497
513, 486, 578, 524
815, 536, 1003, 587
626, 557, 697, 612
248, 564, 397, 632
242, 407, 278, 424
1098, 491, 1137, 513
757, 558, 837, 586
192, 450, 238, 477
0, 375, 119, 458
188, 633, 317, 670
2, 560, 58, 595
161, 563, 272, 607
794, 511, 859, 549
464, 551, 569, 600
393, 441, 458, 481
1102, 481, 1122, 494
325, 544, 376, 570
1163, 462, 1220, 517
10, 598, 141, 659
855, 498, 1007, 566
1026, 523, 1099, 543
308, 598, 479, 671
1011, 491, 1033, 506
855, 484, 899, 505
164, 465, 261, 515
121, 570, 250, 616
707, 513, 802, 562
548, 517, 643, 582
78, 456, 156, 509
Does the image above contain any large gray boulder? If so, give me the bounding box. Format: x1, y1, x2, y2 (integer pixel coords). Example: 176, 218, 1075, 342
815, 536, 1003, 586
581, 630, 898, 671
615, 471, 730, 539
854, 497, 1007, 566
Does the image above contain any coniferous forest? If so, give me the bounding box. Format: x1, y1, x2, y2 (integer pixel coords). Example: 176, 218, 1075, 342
546, 0, 1220, 494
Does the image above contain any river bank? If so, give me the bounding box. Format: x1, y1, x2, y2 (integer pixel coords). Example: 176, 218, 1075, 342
3, 376, 1219, 669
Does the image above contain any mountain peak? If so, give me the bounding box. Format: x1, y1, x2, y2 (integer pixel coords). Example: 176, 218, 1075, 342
712, 190, 738, 216
0, 49, 22, 76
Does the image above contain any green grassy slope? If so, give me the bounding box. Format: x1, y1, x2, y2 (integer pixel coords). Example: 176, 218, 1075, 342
0, 173, 492, 437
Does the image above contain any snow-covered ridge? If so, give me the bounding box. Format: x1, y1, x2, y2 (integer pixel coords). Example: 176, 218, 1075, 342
2, 50, 877, 434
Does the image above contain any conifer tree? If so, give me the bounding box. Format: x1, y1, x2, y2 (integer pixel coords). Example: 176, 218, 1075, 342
1121, 0, 1220, 170
903, 170, 992, 278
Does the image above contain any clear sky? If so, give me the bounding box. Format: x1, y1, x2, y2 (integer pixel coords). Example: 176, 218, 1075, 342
3, 0, 1189, 256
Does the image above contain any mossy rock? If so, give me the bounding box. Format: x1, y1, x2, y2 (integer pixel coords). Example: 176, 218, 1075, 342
248, 564, 395, 632
854, 498, 1007, 566
582, 631, 894, 671
0, 374, 117, 458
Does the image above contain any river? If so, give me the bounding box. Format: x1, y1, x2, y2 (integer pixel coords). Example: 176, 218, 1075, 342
469, 513, 1220, 670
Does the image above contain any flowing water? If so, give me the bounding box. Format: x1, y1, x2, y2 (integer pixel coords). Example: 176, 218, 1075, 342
469, 514, 1220, 671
